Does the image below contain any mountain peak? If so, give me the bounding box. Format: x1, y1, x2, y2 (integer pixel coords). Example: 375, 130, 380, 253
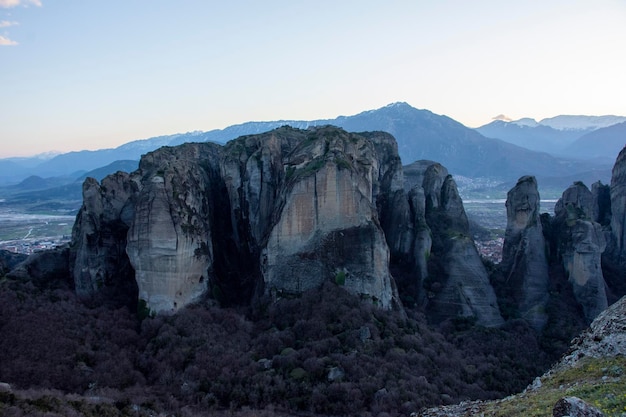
539, 115, 626, 131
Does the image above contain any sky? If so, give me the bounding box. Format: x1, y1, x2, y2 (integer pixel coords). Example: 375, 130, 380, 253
1, 1, 625, 158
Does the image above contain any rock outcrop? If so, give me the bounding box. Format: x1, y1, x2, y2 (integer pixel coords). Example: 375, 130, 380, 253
393, 161, 503, 326
261, 129, 397, 309
125, 143, 223, 313
552, 396, 605, 417
7, 245, 71, 287
553, 182, 608, 322
610, 146, 626, 259
52, 125, 506, 320
70, 172, 137, 304
67, 127, 406, 314
555, 294, 626, 370
422, 164, 503, 326
501, 176, 550, 330
0, 250, 27, 276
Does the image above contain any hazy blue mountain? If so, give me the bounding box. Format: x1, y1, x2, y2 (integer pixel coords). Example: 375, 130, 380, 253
563, 122, 626, 160
539, 115, 626, 131
76, 160, 139, 182
476, 120, 583, 154
1, 103, 617, 186
476, 115, 626, 157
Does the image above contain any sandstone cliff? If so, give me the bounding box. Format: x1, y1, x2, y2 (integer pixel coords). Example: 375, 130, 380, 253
68, 127, 405, 313
125, 143, 223, 313
501, 176, 550, 330
553, 182, 608, 322
56, 125, 507, 320
610, 146, 626, 259
70, 172, 136, 304
391, 161, 503, 326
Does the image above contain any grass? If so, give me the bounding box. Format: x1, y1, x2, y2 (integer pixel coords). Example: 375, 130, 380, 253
479, 356, 626, 416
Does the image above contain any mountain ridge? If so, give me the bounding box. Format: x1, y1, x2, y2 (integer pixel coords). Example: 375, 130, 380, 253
0, 103, 614, 188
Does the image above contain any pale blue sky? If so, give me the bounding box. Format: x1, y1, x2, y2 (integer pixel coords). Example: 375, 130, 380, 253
1, 0, 625, 158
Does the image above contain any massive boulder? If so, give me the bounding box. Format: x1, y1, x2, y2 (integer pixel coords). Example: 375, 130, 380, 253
501, 176, 550, 330
553, 182, 608, 322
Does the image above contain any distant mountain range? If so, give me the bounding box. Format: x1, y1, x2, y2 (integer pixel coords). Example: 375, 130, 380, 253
0, 103, 622, 193
476, 115, 626, 159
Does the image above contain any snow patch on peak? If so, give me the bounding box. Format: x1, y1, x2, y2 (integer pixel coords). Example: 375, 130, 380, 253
512, 118, 539, 128
539, 115, 626, 131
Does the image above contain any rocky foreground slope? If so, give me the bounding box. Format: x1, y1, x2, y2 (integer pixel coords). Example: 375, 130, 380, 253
418, 295, 626, 417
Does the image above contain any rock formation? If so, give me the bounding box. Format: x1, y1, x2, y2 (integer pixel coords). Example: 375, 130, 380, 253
501, 176, 550, 330
421, 164, 503, 326
610, 146, 626, 259
125, 143, 224, 313
553, 182, 608, 322
66, 127, 407, 314
0, 250, 27, 276
70, 172, 136, 304
257, 128, 399, 309
7, 245, 70, 287
392, 160, 503, 326
52, 125, 505, 320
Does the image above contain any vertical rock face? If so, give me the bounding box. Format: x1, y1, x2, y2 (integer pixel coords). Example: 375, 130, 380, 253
610, 146, 626, 259
126, 143, 221, 314
70, 172, 137, 304
591, 181, 611, 226
554, 183, 608, 322
501, 176, 550, 330
420, 164, 503, 327
261, 128, 397, 309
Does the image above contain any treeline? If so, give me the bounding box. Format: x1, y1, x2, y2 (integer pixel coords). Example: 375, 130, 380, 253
0, 276, 556, 416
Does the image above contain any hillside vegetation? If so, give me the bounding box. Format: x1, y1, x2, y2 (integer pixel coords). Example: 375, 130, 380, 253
0, 274, 554, 417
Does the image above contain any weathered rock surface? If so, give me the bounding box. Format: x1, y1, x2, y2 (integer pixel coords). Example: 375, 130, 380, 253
501, 176, 550, 330
126, 143, 222, 313
553, 182, 608, 322
552, 396, 606, 417
70, 172, 136, 302
261, 128, 398, 309
0, 250, 27, 276
555, 294, 626, 370
396, 161, 503, 326
65, 127, 403, 313
591, 181, 611, 226
421, 164, 503, 326
7, 244, 71, 286
610, 146, 626, 258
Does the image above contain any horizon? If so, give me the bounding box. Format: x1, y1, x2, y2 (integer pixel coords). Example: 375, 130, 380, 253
2, 102, 625, 160
2, 1, 625, 158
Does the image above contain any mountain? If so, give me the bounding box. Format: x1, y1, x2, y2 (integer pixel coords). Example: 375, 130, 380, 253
475, 120, 582, 154
476, 115, 626, 159
563, 121, 626, 160
539, 115, 626, 131
1, 103, 615, 187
